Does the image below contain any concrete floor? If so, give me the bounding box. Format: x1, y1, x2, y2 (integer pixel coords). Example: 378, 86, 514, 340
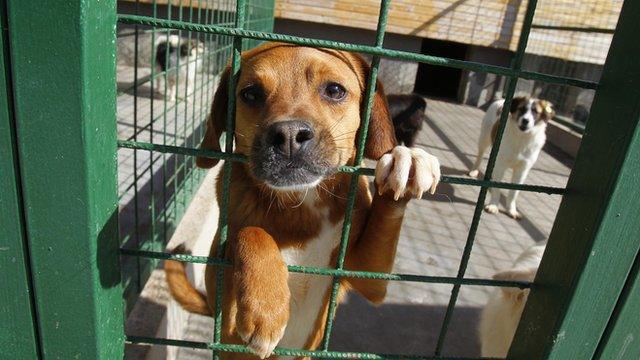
122, 97, 574, 359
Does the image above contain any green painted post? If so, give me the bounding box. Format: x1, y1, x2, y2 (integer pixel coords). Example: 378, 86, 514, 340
509, 0, 640, 358
0, 2, 39, 358
6, 0, 123, 358
595, 252, 640, 359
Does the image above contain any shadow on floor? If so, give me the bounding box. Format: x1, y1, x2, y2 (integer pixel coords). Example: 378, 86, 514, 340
330, 293, 481, 358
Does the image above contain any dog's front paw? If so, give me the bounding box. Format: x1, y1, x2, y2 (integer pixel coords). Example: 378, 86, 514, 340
484, 204, 500, 214
507, 208, 522, 220
375, 146, 441, 200
468, 169, 480, 178
235, 293, 289, 359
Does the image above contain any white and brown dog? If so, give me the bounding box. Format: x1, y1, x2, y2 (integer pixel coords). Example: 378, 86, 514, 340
165, 42, 441, 359
479, 243, 545, 358
154, 34, 205, 100
468, 96, 554, 219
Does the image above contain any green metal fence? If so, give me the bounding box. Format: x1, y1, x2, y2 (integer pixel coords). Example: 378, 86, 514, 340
115, 0, 275, 314
1, 0, 640, 359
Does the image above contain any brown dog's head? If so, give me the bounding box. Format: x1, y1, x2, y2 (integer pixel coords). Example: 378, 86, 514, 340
509, 96, 555, 133
196, 43, 396, 190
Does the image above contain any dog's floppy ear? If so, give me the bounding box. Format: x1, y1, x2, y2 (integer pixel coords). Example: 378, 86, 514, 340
365, 81, 397, 159
539, 100, 555, 121
349, 54, 397, 160
509, 95, 528, 114
196, 67, 230, 168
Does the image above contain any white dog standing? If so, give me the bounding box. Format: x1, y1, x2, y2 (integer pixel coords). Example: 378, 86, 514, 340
479, 243, 546, 358
468, 96, 554, 219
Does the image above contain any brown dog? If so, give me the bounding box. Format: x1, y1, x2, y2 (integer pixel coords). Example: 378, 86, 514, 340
165, 42, 441, 359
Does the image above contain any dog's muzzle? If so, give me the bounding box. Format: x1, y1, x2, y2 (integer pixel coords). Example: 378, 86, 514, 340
518, 116, 533, 132
250, 120, 332, 190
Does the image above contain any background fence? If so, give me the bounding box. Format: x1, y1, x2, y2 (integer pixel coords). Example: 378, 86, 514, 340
115, 0, 275, 312
1, 0, 639, 359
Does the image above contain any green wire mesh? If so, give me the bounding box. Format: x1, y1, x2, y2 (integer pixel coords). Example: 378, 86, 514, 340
116, 0, 275, 313
116, 0, 607, 358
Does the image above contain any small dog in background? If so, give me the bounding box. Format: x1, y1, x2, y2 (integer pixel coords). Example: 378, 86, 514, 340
387, 94, 427, 147
154, 34, 205, 100
468, 96, 554, 219
479, 243, 545, 358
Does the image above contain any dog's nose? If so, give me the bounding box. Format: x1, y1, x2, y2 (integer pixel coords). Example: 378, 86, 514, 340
266, 120, 315, 157
521, 117, 530, 125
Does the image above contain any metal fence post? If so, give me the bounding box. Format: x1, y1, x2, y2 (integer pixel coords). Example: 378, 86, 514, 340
594, 252, 640, 359
509, 0, 640, 358
5, 0, 123, 358
0, 1, 39, 358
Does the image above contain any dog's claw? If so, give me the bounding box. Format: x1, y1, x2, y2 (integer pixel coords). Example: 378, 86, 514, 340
375, 146, 440, 200
237, 323, 286, 359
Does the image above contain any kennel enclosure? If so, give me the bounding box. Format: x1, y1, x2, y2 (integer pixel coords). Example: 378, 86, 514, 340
1, 0, 640, 359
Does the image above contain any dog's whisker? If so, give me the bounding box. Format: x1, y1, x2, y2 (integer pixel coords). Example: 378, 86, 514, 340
319, 182, 347, 200
291, 188, 309, 208
265, 189, 276, 215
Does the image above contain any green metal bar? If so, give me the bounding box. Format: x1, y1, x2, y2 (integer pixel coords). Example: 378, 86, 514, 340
434, 0, 541, 354
531, 24, 616, 34
173, 0, 185, 236
0, 1, 40, 356
509, 0, 640, 357
117, 139, 565, 194
119, 248, 530, 289
161, 0, 173, 245
132, 0, 142, 293
7, 0, 123, 358
213, 1, 247, 357
148, 1, 158, 261
594, 250, 640, 359
117, 14, 598, 90
321, 0, 390, 351
187, 0, 198, 212
126, 335, 499, 360
180, 0, 193, 218
201, 0, 216, 145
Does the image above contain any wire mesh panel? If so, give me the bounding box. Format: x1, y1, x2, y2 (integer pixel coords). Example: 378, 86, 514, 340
114, 0, 628, 359
116, 0, 275, 312
2, 0, 639, 358
520, 0, 622, 131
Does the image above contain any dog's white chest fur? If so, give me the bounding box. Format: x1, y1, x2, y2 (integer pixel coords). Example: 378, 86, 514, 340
278, 205, 342, 351
499, 123, 546, 166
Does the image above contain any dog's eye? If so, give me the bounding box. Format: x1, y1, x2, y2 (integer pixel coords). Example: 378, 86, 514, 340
240, 85, 265, 105
322, 82, 347, 101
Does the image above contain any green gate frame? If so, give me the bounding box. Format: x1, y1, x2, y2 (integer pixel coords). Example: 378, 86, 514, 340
0, 0, 639, 358
0, 0, 123, 358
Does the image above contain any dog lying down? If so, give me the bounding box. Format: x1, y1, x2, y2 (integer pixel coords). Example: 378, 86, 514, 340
479, 243, 545, 358
387, 93, 427, 147
165, 42, 441, 359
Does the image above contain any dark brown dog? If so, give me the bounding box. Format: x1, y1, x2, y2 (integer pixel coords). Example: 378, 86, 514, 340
387, 94, 427, 147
